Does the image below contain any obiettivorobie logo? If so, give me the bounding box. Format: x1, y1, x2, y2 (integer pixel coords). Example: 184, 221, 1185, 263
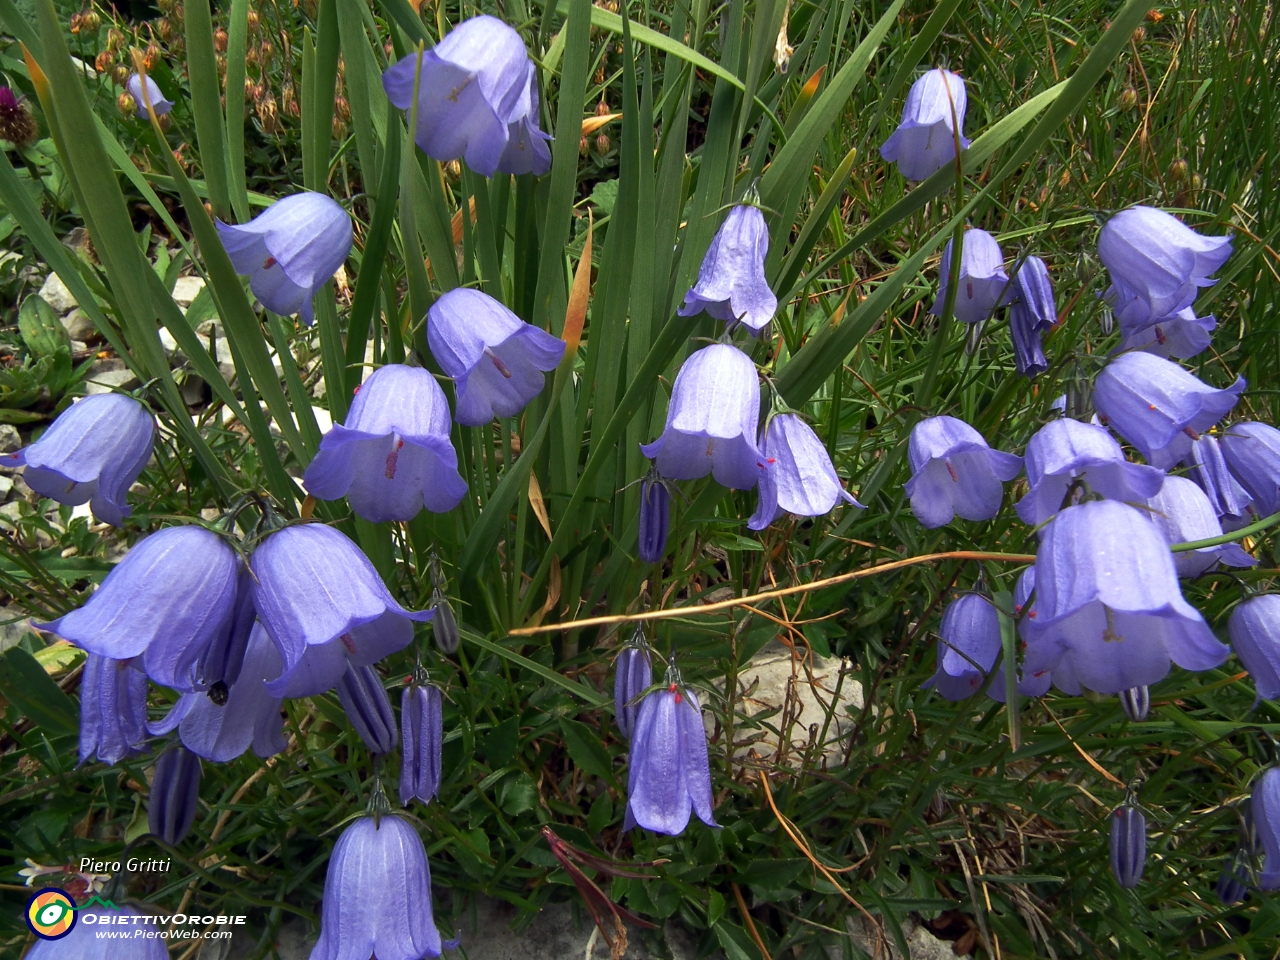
25, 890, 247, 942
25, 887, 78, 940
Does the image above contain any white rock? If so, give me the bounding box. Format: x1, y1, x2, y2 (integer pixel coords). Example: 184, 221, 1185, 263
84, 359, 140, 395
0, 476, 12, 496
61, 308, 96, 342
195, 319, 222, 339
0, 424, 20, 454
38, 272, 78, 313
70, 340, 88, 354
158, 327, 179, 356
837, 915, 955, 960
172, 276, 205, 307
311, 406, 333, 434
179, 374, 206, 406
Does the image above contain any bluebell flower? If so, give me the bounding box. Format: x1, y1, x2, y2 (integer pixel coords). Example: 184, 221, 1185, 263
749, 413, 862, 531
217, 192, 353, 326
904, 415, 1022, 528
311, 815, 452, 960
26, 906, 167, 960
148, 624, 286, 762
250, 524, 432, 698
678, 205, 777, 334
1016, 418, 1165, 526
641, 344, 762, 491
1117, 306, 1217, 359
304, 364, 467, 522
1010, 306, 1048, 379
1021, 500, 1229, 694
3, 393, 154, 527
126, 73, 173, 117
923, 593, 1001, 701
45, 526, 239, 692
638, 472, 671, 563
1099, 206, 1232, 329
426, 288, 565, 426
879, 68, 971, 181
400, 680, 443, 806
1005, 256, 1055, 378
614, 631, 652, 741
79, 653, 149, 766
1221, 421, 1280, 515
930, 229, 1008, 325
1218, 852, 1250, 906
337, 663, 398, 755
1007, 566, 1062, 696
195, 565, 257, 695
1252, 767, 1280, 890
1228, 595, 1280, 702
149, 744, 202, 845
1109, 803, 1147, 888
382, 15, 550, 177
1184, 434, 1252, 523
625, 663, 718, 835
1093, 352, 1245, 469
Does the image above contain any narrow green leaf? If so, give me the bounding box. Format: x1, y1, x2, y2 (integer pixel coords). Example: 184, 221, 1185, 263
559, 718, 615, 780
464, 631, 608, 707
183, 0, 233, 220
0, 646, 78, 738
224, 0, 251, 222
311, 0, 341, 191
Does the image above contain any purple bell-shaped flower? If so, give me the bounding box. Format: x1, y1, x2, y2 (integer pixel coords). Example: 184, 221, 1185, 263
1005, 256, 1056, 378
988, 566, 1054, 702
624, 661, 718, 835
641, 343, 763, 491
400, 678, 444, 806
126, 73, 173, 118
195, 565, 257, 696
251, 524, 433, 698
1093, 351, 1245, 469
336, 663, 398, 755
1252, 767, 1280, 889
1228, 595, 1280, 702
1143, 475, 1255, 579
1185, 434, 1252, 522
749, 413, 862, 531
1221, 421, 1280, 516
149, 744, 202, 845
678, 205, 777, 334
614, 630, 652, 740
638, 472, 671, 563
3, 393, 155, 527
879, 68, 972, 181
304, 364, 467, 523
426, 288, 565, 426
1116, 306, 1217, 360
1109, 802, 1147, 888
923, 593, 1002, 701
382, 15, 550, 177
311, 814, 452, 960
1021, 500, 1229, 695
45, 526, 239, 692
1016, 418, 1165, 526
26, 906, 167, 959
931, 229, 1008, 325
79, 653, 149, 766
904, 415, 1022, 528
217, 192, 353, 326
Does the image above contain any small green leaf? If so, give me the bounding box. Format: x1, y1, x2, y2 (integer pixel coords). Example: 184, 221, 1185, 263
706, 889, 726, 927
587, 792, 613, 835
499, 772, 538, 816
483, 716, 520, 768
0, 645, 78, 737
559, 717, 614, 780
17, 293, 70, 359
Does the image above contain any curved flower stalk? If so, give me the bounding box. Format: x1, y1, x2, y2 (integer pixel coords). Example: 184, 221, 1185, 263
45, 526, 239, 692
637, 472, 671, 563
427, 288, 565, 426
304, 364, 467, 523
382, 15, 551, 177
904, 415, 1022, 528
1252, 767, 1280, 890
931, 229, 1008, 325
126, 73, 172, 117
1109, 802, 1147, 888
149, 744, 202, 846
216, 192, 353, 326
641, 343, 762, 491
250, 524, 432, 698
26, 906, 167, 959
336, 663, 398, 756
3, 393, 155, 527
924, 592, 1002, 701
879, 68, 971, 181
1142, 476, 1256, 578
1220, 421, 1280, 515
79, 653, 149, 766
613, 629, 653, 741
678, 205, 777, 334
401, 677, 444, 806
1228, 595, 1280, 702
1185, 434, 1252, 522
749, 412, 862, 531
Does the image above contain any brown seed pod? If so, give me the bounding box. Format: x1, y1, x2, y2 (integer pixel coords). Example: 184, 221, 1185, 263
257, 95, 279, 133
106, 27, 124, 50
331, 116, 346, 140
94, 49, 113, 73
117, 91, 137, 116
69, 12, 82, 34
1118, 87, 1138, 111
258, 39, 274, 62
1169, 158, 1189, 182
334, 95, 350, 122
214, 27, 228, 52
246, 8, 259, 31
143, 42, 160, 70
156, 17, 172, 40
1131, 26, 1146, 43
81, 9, 100, 32
595, 132, 610, 154
112, 64, 130, 85
579, 136, 589, 157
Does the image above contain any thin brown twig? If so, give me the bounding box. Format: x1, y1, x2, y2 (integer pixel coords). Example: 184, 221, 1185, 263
730, 881, 772, 960
1043, 706, 1125, 786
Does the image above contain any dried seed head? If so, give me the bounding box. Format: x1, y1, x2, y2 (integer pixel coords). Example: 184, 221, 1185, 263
214, 27, 228, 51
156, 16, 173, 40
332, 116, 347, 140
1118, 87, 1138, 111
112, 64, 130, 86
1131, 26, 1146, 43
579, 136, 589, 157
259, 39, 274, 62
117, 91, 137, 116
106, 26, 124, 50
1169, 158, 1189, 182
94, 49, 114, 73
143, 42, 160, 71
334, 96, 350, 122
595, 100, 609, 117
444, 159, 461, 182
246, 8, 259, 31
69, 12, 83, 33
595, 132, 610, 154
257, 95, 279, 133
81, 9, 100, 32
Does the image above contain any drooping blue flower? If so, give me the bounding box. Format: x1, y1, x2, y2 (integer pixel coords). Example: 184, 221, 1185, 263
1109, 803, 1147, 889
400, 680, 443, 806
930, 229, 1008, 325
216, 192, 353, 326
678, 205, 777, 334
641, 343, 762, 491
614, 631, 652, 741
250, 524, 432, 698
304, 364, 467, 523
1010, 306, 1048, 379
1185, 434, 1252, 522
26, 906, 167, 960
1021, 500, 1229, 695
45, 526, 239, 692
382, 15, 550, 178
149, 744, 202, 846
749, 413, 862, 531
147, 624, 286, 763
638, 472, 671, 564
337, 663, 398, 755
879, 68, 972, 181
923, 593, 1002, 701
1252, 767, 1280, 890
426, 288, 565, 426
126, 73, 173, 117
1221, 421, 1280, 516
1228, 595, 1280, 702
1005, 566, 1061, 698
1099, 205, 1232, 329
1144, 476, 1256, 578
194, 565, 257, 695
624, 663, 718, 835
79, 653, 149, 766
1016, 418, 1165, 526
1093, 351, 1245, 469
904, 415, 1022, 528
1117, 306, 1217, 359
311, 814, 451, 960
3, 393, 154, 527
1005, 256, 1055, 378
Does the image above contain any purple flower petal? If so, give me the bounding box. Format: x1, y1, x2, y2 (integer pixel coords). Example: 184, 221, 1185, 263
930, 229, 1008, 324
1143, 475, 1256, 578
1220, 421, 1280, 516
1228, 595, 1280, 702
401, 682, 444, 805
148, 745, 202, 846
904, 416, 1021, 527
27, 906, 167, 959
126, 74, 173, 117
923, 593, 1001, 701
879, 68, 971, 181
79, 653, 149, 766
749, 413, 861, 530
626, 683, 717, 835
679, 205, 777, 333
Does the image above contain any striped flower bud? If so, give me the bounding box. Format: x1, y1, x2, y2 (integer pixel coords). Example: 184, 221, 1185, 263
1119, 685, 1150, 722
336, 663, 398, 755
400, 680, 443, 806
614, 631, 652, 740
1109, 803, 1147, 888
149, 745, 203, 845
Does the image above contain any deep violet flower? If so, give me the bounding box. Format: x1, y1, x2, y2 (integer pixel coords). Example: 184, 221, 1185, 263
1143, 476, 1256, 578
0, 86, 37, 147
336, 663, 398, 755
426, 288, 565, 426
216, 192, 353, 326
1093, 351, 1245, 469
749, 413, 862, 531
147, 625, 286, 763
678, 205, 777, 333
1252, 767, 1280, 890
641, 343, 763, 491
924, 593, 1002, 701
26, 906, 166, 960
1021, 500, 1229, 695
149, 745, 202, 846
1117, 306, 1217, 360
930, 229, 1008, 325
1099, 206, 1232, 329
400, 680, 443, 806
3, 393, 154, 527
1110, 803, 1147, 888
1186, 434, 1252, 521
79, 653, 149, 766
126, 73, 173, 118
1228, 595, 1280, 702
624, 663, 718, 835
1016, 417, 1165, 526
382, 15, 550, 178
1221, 422, 1280, 516
250, 524, 432, 698
304, 364, 467, 522
45, 526, 238, 692
904, 415, 1022, 528
879, 68, 971, 181
614, 631, 652, 741
638, 472, 671, 563
311, 815, 452, 960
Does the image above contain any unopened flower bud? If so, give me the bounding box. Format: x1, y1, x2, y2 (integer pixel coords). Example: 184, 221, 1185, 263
106, 26, 124, 50
1109, 803, 1147, 888
336, 663, 397, 755
214, 27, 228, 51
399, 680, 443, 805
334, 96, 350, 122
1118, 87, 1138, 111
1169, 158, 1189, 182
431, 595, 459, 655
444, 159, 461, 182
579, 136, 589, 157
595, 100, 609, 117
149, 745, 202, 845
143, 42, 160, 70
639, 473, 670, 563
614, 631, 652, 740
1120, 685, 1149, 722
595, 132, 610, 154
112, 64, 130, 85
332, 116, 346, 140
246, 8, 259, 31
82, 9, 100, 32
1131, 26, 1146, 43
259, 39, 274, 62
94, 49, 113, 73
117, 91, 137, 116
69, 12, 82, 33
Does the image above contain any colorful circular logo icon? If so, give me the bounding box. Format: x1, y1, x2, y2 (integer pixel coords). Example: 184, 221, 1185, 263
26, 888, 77, 940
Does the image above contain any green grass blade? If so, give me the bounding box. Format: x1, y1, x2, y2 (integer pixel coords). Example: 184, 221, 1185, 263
224, 0, 251, 223
183, 0, 233, 220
